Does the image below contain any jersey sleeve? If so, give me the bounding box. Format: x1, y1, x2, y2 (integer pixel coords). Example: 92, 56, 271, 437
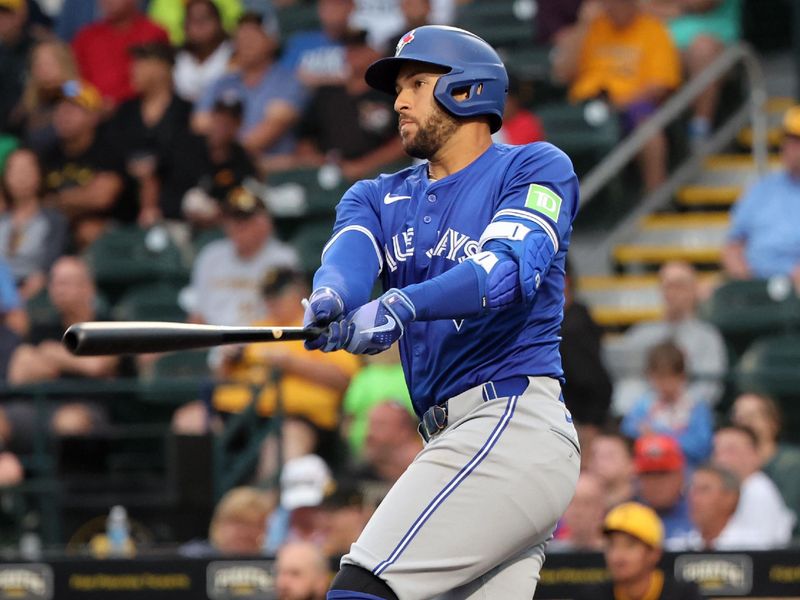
483, 143, 579, 255
313, 179, 385, 312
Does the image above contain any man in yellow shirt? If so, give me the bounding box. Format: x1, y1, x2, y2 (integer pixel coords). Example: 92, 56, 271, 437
556, 0, 682, 191
212, 268, 361, 432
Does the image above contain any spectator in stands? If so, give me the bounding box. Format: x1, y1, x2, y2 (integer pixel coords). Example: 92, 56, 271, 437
559, 260, 612, 450
605, 260, 727, 413
274, 541, 331, 600
148, 0, 240, 46
538, 0, 600, 45
0, 448, 23, 486
39, 79, 131, 248
586, 432, 636, 509
209, 268, 359, 430
550, 472, 607, 551
354, 400, 422, 487
648, 0, 742, 147
72, 0, 169, 106
679, 463, 759, 549
494, 76, 546, 146
206, 486, 274, 556
0, 148, 69, 300
0, 0, 34, 132
556, 0, 682, 191
194, 9, 307, 170
318, 479, 373, 560
54, 0, 100, 43
111, 41, 194, 227
180, 94, 256, 229
621, 341, 713, 466
350, 0, 404, 49
385, 0, 432, 56
281, 0, 354, 88
4, 256, 117, 445
574, 502, 703, 600
186, 187, 299, 326
280, 454, 333, 547
723, 106, 800, 283
8, 39, 78, 152
731, 393, 800, 535
711, 425, 795, 547
633, 434, 694, 546
0, 257, 27, 378
172, 0, 234, 104
293, 28, 406, 182
341, 345, 412, 459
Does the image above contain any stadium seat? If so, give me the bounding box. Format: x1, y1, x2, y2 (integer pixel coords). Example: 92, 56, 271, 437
699, 278, 800, 357
267, 167, 348, 219
456, 0, 534, 48
85, 225, 189, 303
290, 219, 336, 275
735, 333, 800, 442
111, 283, 186, 323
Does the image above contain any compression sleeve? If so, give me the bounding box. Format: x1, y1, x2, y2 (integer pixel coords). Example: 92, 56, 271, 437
312, 180, 384, 312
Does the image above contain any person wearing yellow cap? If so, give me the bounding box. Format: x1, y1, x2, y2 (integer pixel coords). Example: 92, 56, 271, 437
723, 106, 800, 283
574, 501, 703, 600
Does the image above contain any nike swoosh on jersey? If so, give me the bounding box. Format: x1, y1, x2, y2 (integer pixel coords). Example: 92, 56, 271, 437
384, 193, 412, 204
360, 315, 397, 335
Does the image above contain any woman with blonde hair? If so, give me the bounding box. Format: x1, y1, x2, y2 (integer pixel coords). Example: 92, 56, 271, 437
11, 39, 79, 151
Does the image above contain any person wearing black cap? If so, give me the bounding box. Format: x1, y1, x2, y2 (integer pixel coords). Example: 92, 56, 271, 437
110, 41, 194, 226
294, 28, 406, 182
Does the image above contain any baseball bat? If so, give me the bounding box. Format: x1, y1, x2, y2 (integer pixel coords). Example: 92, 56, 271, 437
62, 321, 325, 356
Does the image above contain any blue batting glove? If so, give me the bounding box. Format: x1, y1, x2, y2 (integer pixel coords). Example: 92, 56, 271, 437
303, 287, 345, 351
323, 289, 416, 355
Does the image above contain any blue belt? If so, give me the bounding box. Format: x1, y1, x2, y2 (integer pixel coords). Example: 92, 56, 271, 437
418, 376, 530, 442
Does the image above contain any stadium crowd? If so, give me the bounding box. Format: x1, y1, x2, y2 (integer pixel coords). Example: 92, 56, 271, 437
1, 0, 799, 595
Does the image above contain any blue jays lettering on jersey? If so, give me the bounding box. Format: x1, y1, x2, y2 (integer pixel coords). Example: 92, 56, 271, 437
316, 142, 579, 416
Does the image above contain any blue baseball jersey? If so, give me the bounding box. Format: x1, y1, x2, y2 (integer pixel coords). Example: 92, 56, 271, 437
318, 142, 579, 416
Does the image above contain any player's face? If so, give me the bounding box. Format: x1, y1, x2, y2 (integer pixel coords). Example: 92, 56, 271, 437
603, 532, 660, 584
394, 63, 459, 160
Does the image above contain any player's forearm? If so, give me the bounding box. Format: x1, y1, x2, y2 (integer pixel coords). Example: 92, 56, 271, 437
314, 230, 381, 311
402, 259, 485, 320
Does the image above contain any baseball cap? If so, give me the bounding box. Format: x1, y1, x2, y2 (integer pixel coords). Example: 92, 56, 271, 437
59, 80, 103, 112
783, 106, 800, 138
603, 502, 664, 548
261, 267, 303, 297
280, 454, 333, 511
238, 5, 280, 39
212, 89, 244, 118
129, 41, 175, 65
222, 186, 267, 218
634, 434, 685, 473
0, 0, 23, 11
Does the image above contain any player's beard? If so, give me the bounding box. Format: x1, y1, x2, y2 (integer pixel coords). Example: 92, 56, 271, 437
401, 102, 459, 160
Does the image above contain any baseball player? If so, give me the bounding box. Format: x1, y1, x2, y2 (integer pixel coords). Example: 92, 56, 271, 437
303, 26, 581, 600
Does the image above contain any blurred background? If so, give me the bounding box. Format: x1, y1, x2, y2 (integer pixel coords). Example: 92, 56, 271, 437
1, 0, 799, 598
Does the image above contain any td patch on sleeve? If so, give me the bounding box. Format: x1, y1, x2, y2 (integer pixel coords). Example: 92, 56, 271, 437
524, 184, 562, 221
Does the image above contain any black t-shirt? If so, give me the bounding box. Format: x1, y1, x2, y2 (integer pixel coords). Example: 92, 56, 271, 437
39, 125, 136, 223
111, 95, 194, 220
299, 85, 396, 160
573, 578, 705, 600
167, 133, 256, 214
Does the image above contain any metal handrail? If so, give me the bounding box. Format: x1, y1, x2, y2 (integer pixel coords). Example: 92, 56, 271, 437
579, 41, 768, 207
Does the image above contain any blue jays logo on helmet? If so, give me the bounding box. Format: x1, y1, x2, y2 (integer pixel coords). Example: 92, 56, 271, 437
395, 29, 415, 56
366, 25, 509, 133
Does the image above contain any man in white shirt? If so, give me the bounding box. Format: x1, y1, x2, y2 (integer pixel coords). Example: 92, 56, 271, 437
711, 426, 795, 548
604, 260, 727, 414
187, 186, 299, 326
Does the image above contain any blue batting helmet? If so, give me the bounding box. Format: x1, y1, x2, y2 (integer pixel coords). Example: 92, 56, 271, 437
365, 26, 509, 133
